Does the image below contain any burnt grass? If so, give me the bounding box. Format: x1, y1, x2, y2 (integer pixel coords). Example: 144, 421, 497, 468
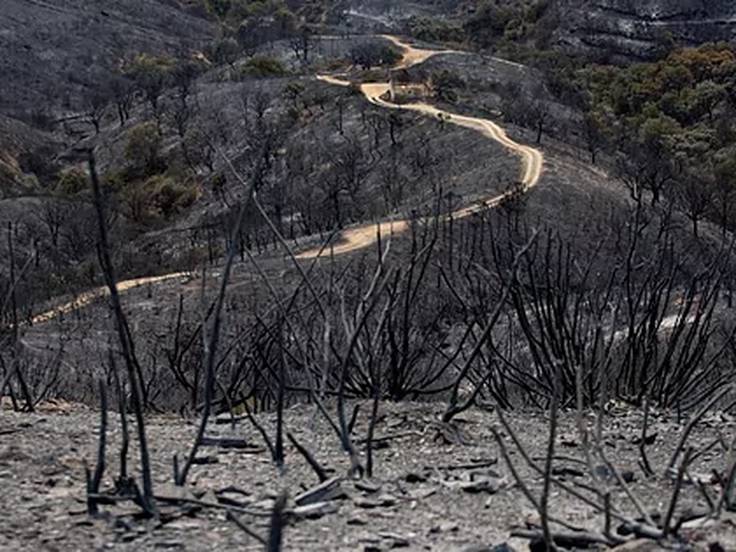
5, 15, 736, 552
0, 0, 213, 119
2, 399, 735, 551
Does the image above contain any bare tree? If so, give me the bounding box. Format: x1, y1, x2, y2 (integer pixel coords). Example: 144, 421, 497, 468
289, 25, 312, 64
87, 149, 156, 514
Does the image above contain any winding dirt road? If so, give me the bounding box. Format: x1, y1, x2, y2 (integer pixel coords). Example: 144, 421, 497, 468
30, 272, 191, 325
31, 35, 543, 324
297, 35, 543, 259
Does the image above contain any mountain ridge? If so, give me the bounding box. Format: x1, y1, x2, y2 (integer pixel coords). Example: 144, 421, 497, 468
552, 0, 736, 61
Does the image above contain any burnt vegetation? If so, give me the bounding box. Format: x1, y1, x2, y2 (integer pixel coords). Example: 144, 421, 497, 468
2, 1, 736, 551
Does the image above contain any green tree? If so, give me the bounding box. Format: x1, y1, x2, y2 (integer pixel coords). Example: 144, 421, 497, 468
349, 43, 401, 70
125, 122, 164, 176
124, 54, 175, 129
581, 109, 610, 164
213, 36, 241, 68
617, 114, 681, 204
148, 176, 198, 218
55, 167, 88, 196
464, 3, 516, 47
182, 128, 215, 172
714, 153, 736, 232
691, 80, 727, 122
672, 151, 714, 239
431, 70, 465, 103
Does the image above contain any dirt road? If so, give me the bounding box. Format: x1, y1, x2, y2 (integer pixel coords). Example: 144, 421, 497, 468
30, 272, 192, 325
297, 35, 543, 259
31, 36, 543, 322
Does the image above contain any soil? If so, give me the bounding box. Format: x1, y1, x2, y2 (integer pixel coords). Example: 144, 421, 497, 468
2, 400, 735, 551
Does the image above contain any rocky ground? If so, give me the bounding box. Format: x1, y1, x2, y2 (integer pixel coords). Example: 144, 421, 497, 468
2, 399, 735, 551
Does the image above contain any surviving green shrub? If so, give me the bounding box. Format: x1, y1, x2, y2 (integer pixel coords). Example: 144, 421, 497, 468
102, 170, 127, 193
55, 167, 88, 195
407, 16, 465, 43
463, 1, 547, 48
120, 175, 198, 221
123, 54, 175, 119
124, 122, 164, 176
361, 69, 390, 84
349, 43, 402, 70
148, 175, 198, 218
182, 128, 215, 172
240, 55, 287, 78
432, 70, 466, 103
212, 36, 241, 67
0, 153, 21, 193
